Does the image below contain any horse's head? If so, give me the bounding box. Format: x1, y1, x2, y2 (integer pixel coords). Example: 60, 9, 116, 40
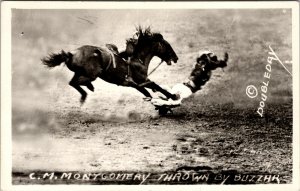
152, 33, 178, 65
188, 51, 228, 91
134, 27, 178, 65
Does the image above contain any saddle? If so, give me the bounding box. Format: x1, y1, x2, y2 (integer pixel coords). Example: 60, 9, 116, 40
105, 44, 119, 55
105, 44, 133, 82
105, 44, 132, 63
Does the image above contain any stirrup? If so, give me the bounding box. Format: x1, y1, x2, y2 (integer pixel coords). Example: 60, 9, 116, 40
125, 75, 133, 82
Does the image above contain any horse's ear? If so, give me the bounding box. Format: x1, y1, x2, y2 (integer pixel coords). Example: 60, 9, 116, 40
135, 25, 143, 37
145, 26, 152, 35
153, 33, 163, 41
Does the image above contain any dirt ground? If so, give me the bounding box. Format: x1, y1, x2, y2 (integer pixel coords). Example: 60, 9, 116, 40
11, 9, 293, 184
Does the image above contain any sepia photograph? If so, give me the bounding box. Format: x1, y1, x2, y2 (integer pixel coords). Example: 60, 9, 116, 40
1, 1, 299, 190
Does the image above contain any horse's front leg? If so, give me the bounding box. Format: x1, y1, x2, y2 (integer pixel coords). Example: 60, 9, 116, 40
125, 80, 152, 100
141, 80, 178, 100
69, 73, 95, 104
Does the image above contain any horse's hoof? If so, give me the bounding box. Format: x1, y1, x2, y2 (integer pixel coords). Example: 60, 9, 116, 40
89, 87, 94, 92
80, 100, 85, 106
143, 97, 152, 102
171, 94, 180, 100
86, 84, 94, 92
80, 96, 87, 106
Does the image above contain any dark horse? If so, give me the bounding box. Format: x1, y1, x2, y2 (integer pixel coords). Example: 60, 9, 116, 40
41, 27, 179, 104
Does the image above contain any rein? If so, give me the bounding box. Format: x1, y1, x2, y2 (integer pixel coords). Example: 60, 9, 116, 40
127, 58, 164, 78
147, 59, 164, 77
126, 58, 164, 86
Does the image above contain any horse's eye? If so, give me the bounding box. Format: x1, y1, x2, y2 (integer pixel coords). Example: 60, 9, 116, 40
157, 42, 163, 51
194, 64, 201, 69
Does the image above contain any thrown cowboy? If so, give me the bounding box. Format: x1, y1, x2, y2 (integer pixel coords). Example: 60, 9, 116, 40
151, 50, 228, 108
184, 50, 228, 93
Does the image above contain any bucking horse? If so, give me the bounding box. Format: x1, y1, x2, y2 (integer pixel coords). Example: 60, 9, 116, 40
41, 27, 179, 104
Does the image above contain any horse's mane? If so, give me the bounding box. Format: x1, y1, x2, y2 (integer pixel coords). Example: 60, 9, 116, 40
135, 26, 161, 39
136, 26, 152, 37
126, 38, 137, 45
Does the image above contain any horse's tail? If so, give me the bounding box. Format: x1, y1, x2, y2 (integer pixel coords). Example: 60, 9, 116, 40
41, 50, 71, 68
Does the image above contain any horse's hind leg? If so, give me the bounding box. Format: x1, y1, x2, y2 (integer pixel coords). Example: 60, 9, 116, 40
84, 81, 94, 92
69, 74, 95, 104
